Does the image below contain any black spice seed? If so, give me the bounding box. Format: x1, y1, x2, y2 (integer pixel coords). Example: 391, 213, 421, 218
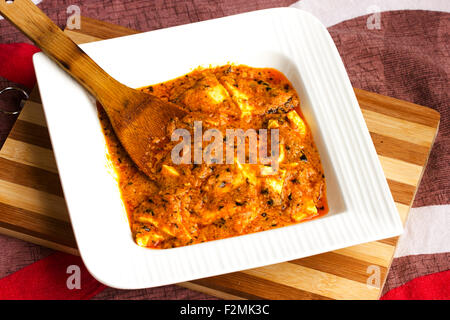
267, 199, 274, 206
261, 212, 267, 217
261, 188, 269, 195
300, 152, 308, 162
288, 193, 292, 200
143, 227, 150, 232
219, 181, 226, 188
218, 205, 224, 210
215, 218, 226, 228
235, 201, 244, 206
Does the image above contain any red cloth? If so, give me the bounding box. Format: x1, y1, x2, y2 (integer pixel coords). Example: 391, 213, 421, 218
381, 269, 450, 300
0, 252, 105, 300
0, 43, 40, 89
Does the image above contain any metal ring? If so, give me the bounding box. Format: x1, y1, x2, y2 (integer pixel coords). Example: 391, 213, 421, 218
0, 87, 29, 115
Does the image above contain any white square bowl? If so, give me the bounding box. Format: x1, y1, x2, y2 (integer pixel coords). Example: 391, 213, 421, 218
33, 7, 403, 289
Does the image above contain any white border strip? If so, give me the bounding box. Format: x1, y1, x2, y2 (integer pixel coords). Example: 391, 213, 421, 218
394, 205, 450, 258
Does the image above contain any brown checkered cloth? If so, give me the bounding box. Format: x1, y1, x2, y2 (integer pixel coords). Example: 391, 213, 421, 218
0, 0, 448, 299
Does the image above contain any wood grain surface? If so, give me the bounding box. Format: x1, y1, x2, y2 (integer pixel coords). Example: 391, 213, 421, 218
0, 16, 440, 300
1, 0, 188, 180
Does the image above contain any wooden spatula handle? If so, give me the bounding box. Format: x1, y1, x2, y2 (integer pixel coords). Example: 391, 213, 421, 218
0, 0, 129, 108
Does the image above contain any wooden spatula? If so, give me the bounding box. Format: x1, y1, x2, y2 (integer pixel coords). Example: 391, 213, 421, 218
0, 0, 187, 177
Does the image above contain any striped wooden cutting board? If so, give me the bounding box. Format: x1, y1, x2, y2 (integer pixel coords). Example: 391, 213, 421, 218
0, 17, 440, 300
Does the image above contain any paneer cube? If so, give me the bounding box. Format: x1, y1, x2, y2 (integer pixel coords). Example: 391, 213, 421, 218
287, 111, 306, 136
162, 164, 180, 176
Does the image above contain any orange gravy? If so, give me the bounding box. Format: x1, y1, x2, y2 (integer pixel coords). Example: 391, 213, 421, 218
98, 65, 328, 249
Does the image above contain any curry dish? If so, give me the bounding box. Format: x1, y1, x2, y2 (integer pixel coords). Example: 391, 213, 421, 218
98, 65, 328, 249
